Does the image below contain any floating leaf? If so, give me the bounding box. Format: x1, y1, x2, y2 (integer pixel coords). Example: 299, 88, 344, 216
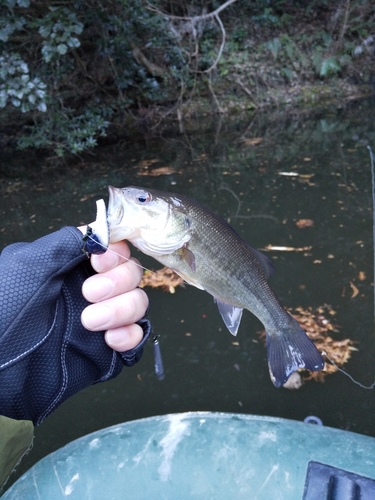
295, 219, 314, 228
349, 281, 359, 298
261, 244, 312, 252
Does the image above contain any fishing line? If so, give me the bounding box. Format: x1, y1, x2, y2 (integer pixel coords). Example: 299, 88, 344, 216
323, 149, 375, 389
322, 351, 375, 390
368, 146, 375, 320
85, 232, 156, 275
85, 229, 192, 292
85, 231, 167, 381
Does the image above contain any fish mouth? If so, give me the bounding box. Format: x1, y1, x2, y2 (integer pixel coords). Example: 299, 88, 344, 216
107, 185, 124, 225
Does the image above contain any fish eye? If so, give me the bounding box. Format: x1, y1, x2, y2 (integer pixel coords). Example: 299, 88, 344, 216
136, 191, 151, 203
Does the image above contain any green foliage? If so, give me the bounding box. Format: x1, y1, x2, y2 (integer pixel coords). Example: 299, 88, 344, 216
252, 7, 280, 26
231, 25, 247, 46
17, 106, 112, 157
0, 16, 26, 42
266, 38, 282, 60
262, 24, 361, 82
0, 0, 188, 155
318, 56, 342, 78
35, 7, 83, 63
0, 52, 47, 112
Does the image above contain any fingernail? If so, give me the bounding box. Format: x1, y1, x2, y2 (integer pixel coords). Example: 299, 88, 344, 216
91, 251, 119, 272
82, 305, 113, 330
105, 329, 128, 347
83, 276, 114, 301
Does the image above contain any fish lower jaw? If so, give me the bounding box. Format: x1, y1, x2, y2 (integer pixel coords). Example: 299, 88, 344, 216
109, 227, 140, 244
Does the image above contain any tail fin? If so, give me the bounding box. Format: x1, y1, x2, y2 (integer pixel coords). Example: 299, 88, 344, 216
266, 322, 324, 388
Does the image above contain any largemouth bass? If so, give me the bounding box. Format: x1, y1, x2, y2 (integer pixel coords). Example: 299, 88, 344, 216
107, 186, 324, 387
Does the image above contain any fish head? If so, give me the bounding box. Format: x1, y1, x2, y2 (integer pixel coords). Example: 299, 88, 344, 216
107, 186, 192, 256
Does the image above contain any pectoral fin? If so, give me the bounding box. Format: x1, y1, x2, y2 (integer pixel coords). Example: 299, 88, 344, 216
215, 300, 243, 336
177, 246, 196, 272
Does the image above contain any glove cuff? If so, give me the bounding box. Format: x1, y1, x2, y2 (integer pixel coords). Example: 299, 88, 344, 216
120, 316, 152, 367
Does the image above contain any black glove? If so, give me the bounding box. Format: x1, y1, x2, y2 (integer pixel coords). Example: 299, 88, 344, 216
0, 227, 151, 425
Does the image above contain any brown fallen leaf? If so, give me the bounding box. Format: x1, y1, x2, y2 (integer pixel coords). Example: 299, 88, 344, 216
139, 267, 184, 292
137, 166, 176, 176
5, 181, 25, 193
295, 219, 314, 228
80, 194, 95, 202
299, 174, 315, 179
358, 271, 366, 281
276, 172, 315, 186
241, 137, 263, 146
138, 159, 159, 167
192, 153, 208, 162
349, 281, 359, 298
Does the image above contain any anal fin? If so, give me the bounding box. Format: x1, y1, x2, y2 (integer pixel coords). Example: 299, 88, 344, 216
215, 299, 243, 336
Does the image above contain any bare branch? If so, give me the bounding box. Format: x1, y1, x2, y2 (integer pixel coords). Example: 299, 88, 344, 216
208, 72, 224, 113
146, 0, 238, 22
131, 43, 165, 76
235, 78, 259, 108
144, 0, 237, 115
147, 1, 235, 75
200, 13, 226, 74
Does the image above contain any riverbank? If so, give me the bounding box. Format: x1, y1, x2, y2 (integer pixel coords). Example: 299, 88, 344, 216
1, 1, 374, 155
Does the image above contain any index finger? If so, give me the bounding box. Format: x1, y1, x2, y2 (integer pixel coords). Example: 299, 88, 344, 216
91, 240, 131, 273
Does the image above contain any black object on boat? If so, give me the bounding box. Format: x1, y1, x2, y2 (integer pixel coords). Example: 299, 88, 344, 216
303, 461, 375, 500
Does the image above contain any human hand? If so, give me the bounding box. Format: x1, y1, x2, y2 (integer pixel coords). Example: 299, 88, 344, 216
80, 239, 148, 352
0, 226, 150, 425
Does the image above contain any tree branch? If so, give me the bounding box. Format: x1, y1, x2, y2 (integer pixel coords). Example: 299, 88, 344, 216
208, 72, 224, 113
146, 0, 238, 22
200, 13, 225, 73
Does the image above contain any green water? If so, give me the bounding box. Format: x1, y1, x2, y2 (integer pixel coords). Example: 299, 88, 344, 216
1, 98, 375, 485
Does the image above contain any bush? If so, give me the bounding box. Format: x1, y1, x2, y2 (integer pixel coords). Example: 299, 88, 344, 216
0, 0, 189, 155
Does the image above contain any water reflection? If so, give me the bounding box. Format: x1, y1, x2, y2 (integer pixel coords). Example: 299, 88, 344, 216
1, 98, 375, 485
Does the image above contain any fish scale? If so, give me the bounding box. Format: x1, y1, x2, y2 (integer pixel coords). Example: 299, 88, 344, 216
107, 186, 324, 387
